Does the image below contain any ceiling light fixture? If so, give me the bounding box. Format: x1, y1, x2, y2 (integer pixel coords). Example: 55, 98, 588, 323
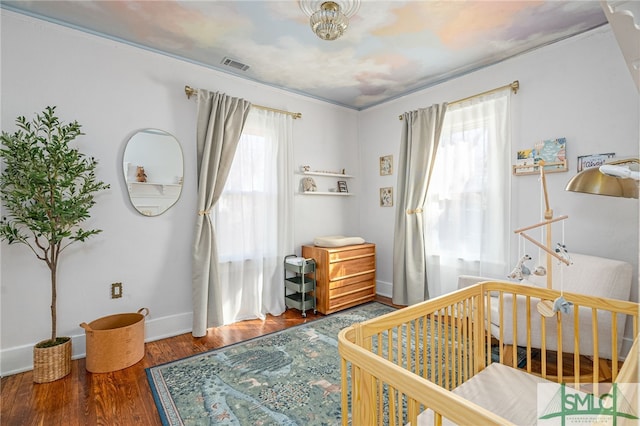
300, 0, 360, 41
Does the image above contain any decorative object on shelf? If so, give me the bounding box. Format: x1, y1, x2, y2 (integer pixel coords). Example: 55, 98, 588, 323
513, 137, 567, 175
136, 166, 147, 182
577, 152, 615, 172
380, 187, 393, 207
0, 106, 110, 382
301, 165, 311, 172
302, 176, 317, 192
299, 0, 361, 41
337, 180, 348, 192
380, 154, 393, 176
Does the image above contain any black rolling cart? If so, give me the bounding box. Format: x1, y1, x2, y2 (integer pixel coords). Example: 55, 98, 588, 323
283, 255, 317, 317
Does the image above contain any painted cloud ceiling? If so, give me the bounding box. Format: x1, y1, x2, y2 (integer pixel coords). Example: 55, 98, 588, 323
3, 1, 607, 110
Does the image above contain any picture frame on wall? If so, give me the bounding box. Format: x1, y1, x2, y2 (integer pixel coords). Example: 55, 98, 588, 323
577, 153, 615, 172
337, 180, 348, 192
380, 187, 393, 207
380, 155, 393, 176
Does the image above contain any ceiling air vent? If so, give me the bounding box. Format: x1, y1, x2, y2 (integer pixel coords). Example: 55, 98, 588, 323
221, 57, 250, 72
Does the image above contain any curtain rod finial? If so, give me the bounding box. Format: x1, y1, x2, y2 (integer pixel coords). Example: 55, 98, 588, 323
185, 85, 197, 99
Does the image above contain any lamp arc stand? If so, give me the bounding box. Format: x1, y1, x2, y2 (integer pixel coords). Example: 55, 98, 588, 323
512, 161, 571, 317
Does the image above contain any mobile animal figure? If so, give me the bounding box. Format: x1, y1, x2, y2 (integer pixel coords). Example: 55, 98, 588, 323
508, 254, 532, 281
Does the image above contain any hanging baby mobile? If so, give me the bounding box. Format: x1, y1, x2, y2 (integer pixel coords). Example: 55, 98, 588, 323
509, 159, 573, 317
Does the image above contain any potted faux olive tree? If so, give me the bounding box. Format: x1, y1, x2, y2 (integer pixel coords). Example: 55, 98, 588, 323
0, 106, 109, 383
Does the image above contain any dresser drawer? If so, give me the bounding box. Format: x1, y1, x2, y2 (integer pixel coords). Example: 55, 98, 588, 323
328, 256, 375, 280
329, 271, 376, 290
329, 279, 375, 300
328, 282, 376, 312
329, 245, 375, 262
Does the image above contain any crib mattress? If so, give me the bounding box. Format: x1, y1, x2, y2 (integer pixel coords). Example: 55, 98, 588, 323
417, 363, 552, 425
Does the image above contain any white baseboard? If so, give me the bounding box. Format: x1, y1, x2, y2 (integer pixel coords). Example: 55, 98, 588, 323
0, 311, 193, 377
376, 280, 392, 299
3, 307, 635, 376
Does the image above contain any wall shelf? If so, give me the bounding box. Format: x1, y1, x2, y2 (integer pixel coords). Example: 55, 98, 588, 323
298, 169, 354, 195
300, 171, 354, 178
299, 191, 354, 196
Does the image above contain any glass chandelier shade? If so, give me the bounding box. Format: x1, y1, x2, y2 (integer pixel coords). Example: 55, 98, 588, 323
300, 0, 360, 41
310, 2, 348, 41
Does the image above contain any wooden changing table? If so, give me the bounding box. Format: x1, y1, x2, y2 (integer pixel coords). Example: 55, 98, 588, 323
302, 243, 376, 314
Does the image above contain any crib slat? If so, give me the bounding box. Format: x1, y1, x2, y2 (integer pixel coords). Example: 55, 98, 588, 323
556, 311, 563, 383
341, 357, 349, 426
408, 398, 418, 426
430, 314, 436, 382
444, 306, 450, 390
612, 312, 618, 381
421, 316, 427, 379
509, 294, 516, 368
484, 292, 491, 368
541, 310, 547, 379
573, 303, 580, 387
592, 308, 599, 393
456, 303, 462, 387
498, 292, 505, 365
398, 324, 404, 370
463, 299, 471, 381
526, 295, 532, 373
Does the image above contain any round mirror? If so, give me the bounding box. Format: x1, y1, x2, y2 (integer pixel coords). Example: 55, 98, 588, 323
123, 129, 183, 216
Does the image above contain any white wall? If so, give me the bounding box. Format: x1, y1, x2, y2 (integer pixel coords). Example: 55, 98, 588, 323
2, 11, 638, 376
359, 27, 639, 303
0, 10, 359, 375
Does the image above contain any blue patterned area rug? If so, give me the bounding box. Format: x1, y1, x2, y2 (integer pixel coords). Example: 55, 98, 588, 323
146, 302, 395, 425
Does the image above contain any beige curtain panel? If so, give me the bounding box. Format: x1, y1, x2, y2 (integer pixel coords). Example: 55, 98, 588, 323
392, 104, 447, 306
191, 90, 251, 337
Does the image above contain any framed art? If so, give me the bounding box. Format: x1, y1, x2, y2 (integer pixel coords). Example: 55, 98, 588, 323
337, 180, 348, 192
380, 155, 393, 176
380, 187, 393, 207
577, 153, 615, 172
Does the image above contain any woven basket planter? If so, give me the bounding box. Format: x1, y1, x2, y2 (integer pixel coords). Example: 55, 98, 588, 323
80, 308, 149, 373
33, 337, 72, 383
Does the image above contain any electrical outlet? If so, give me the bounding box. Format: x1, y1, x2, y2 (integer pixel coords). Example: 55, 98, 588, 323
111, 282, 123, 299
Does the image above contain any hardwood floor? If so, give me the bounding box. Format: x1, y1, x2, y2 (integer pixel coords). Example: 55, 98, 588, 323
1, 296, 398, 425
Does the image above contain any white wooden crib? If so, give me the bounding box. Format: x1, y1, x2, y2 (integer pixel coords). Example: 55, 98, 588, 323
338, 282, 639, 425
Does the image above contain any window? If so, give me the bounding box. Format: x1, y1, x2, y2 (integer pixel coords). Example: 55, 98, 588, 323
212, 109, 293, 324
425, 91, 511, 295
215, 129, 276, 262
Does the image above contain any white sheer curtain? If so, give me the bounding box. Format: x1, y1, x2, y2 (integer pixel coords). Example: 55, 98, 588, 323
424, 90, 511, 296
213, 108, 294, 325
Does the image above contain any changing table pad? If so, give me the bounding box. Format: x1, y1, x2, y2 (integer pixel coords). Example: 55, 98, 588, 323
313, 236, 365, 247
